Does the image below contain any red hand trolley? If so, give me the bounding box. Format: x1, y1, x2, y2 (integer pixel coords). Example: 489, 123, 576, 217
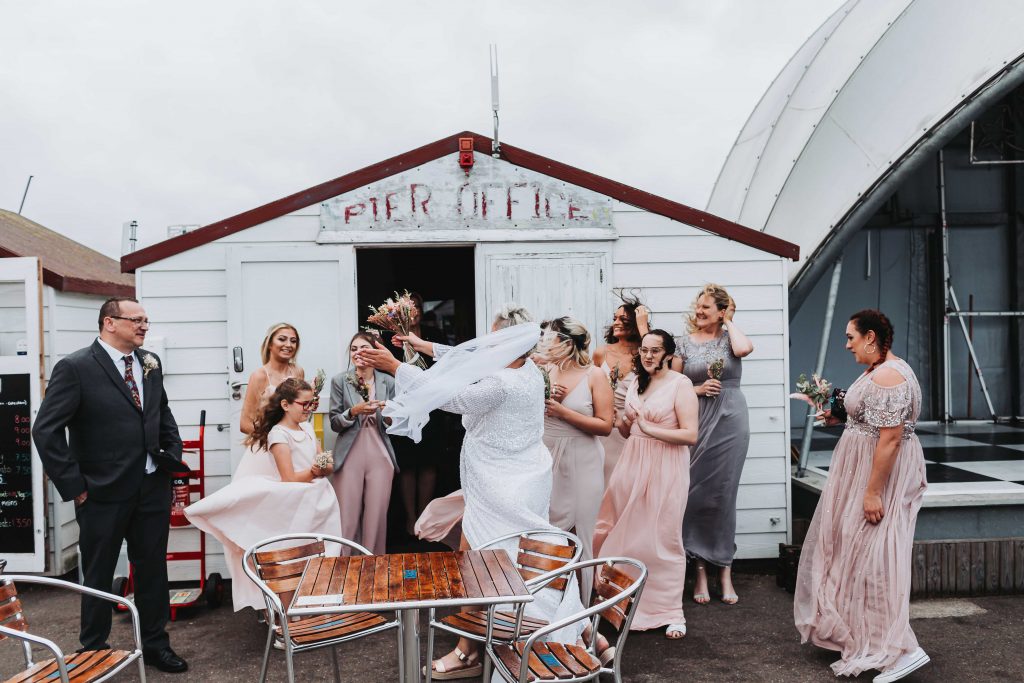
113, 410, 223, 619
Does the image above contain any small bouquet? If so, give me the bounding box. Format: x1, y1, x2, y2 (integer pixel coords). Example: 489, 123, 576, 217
706, 358, 725, 399
540, 366, 553, 400
314, 450, 334, 473
790, 373, 834, 416
366, 290, 427, 369
346, 373, 370, 402
309, 369, 326, 421
608, 365, 621, 392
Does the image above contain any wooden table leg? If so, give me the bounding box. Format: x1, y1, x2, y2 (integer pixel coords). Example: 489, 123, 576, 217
400, 608, 421, 683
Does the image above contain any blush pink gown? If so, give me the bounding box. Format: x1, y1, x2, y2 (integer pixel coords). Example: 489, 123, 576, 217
794, 358, 927, 677
185, 423, 342, 612
593, 373, 690, 630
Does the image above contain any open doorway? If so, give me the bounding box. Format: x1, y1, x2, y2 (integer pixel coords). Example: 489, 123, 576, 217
355, 246, 475, 550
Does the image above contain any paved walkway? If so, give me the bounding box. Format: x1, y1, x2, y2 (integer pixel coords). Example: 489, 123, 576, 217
2, 573, 1021, 682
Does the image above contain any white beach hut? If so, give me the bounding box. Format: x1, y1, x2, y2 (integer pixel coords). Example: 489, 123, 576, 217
1, 209, 135, 573
121, 132, 800, 576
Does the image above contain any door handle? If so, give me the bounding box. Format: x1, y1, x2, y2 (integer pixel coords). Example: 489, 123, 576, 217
230, 381, 247, 400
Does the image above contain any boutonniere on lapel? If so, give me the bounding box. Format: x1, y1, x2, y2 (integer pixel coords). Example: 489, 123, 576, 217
346, 373, 370, 402
142, 354, 160, 378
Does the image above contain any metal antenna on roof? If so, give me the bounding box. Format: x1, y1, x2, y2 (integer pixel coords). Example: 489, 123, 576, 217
17, 175, 33, 214
490, 44, 501, 158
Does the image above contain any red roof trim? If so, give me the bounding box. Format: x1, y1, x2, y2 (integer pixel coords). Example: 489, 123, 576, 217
0, 246, 135, 297
122, 131, 798, 272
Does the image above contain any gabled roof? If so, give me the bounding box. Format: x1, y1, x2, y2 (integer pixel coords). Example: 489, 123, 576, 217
0, 209, 135, 296
122, 131, 798, 273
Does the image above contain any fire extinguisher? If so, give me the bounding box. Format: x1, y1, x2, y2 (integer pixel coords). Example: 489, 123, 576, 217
170, 475, 191, 527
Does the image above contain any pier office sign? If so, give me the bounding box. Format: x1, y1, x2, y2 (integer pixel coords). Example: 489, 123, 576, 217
319, 154, 615, 241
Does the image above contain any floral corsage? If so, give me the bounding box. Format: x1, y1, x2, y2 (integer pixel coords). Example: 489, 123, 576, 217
142, 354, 159, 378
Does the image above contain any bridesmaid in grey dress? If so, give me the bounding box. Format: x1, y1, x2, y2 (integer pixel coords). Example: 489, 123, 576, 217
677, 284, 754, 605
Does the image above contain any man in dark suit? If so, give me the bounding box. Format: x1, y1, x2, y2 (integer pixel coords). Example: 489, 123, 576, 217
33, 297, 189, 673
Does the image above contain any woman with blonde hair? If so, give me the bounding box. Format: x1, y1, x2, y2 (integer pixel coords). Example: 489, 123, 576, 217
677, 284, 754, 606
538, 316, 613, 600
240, 323, 305, 435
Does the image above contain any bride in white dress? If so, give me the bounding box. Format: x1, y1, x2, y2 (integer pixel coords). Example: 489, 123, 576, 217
357, 305, 585, 679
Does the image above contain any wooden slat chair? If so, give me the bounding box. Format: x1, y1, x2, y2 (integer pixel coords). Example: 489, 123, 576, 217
0, 574, 145, 683
242, 533, 401, 683
484, 557, 647, 683
425, 529, 582, 683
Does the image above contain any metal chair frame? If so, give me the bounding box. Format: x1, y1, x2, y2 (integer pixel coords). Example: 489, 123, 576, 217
0, 574, 146, 683
424, 529, 583, 683
243, 533, 402, 683
483, 557, 648, 683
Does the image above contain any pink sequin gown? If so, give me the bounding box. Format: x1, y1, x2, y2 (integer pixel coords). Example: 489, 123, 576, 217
593, 372, 691, 630
794, 358, 927, 677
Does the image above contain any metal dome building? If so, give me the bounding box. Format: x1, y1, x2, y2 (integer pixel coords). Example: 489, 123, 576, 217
709, 0, 1024, 423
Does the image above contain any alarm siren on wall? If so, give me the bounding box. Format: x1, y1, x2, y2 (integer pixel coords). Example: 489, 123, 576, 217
458, 137, 474, 173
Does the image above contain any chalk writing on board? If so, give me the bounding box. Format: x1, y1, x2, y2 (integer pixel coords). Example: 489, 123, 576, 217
0, 373, 34, 552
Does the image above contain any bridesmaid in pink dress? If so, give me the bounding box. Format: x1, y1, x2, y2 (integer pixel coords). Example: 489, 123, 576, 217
593, 329, 698, 639
592, 297, 647, 485
794, 310, 929, 683
186, 379, 339, 612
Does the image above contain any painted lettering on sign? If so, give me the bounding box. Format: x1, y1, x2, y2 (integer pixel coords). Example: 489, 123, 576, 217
319, 154, 614, 233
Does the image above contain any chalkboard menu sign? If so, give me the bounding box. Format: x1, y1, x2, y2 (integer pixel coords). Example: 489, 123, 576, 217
0, 373, 34, 553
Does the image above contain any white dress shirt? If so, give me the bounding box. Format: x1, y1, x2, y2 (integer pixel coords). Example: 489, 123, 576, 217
97, 337, 156, 473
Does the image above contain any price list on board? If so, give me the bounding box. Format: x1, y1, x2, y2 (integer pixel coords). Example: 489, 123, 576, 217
0, 373, 34, 553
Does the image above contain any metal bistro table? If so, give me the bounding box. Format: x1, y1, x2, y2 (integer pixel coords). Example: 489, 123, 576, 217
289, 550, 533, 683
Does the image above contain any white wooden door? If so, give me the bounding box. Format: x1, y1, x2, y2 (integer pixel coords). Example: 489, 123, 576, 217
477, 243, 613, 351
0, 257, 45, 571
225, 246, 355, 472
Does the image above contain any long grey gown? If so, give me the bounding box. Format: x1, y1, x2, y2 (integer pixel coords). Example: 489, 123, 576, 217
678, 330, 750, 567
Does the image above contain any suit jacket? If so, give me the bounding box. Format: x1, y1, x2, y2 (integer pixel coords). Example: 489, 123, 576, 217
32, 340, 185, 502
328, 369, 398, 472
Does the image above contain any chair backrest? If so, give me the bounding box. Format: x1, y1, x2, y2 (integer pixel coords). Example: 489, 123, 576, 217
0, 577, 28, 639
591, 560, 644, 632
515, 533, 579, 593
244, 533, 372, 619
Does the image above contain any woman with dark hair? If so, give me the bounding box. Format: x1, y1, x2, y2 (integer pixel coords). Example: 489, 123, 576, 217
593, 294, 649, 484
538, 317, 614, 600
594, 329, 698, 640
185, 378, 339, 613
676, 284, 754, 606
328, 332, 399, 554
240, 323, 305, 435
795, 310, 929, 682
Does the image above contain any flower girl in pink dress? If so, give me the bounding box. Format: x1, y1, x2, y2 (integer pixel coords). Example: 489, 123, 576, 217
185, 378, 340, 612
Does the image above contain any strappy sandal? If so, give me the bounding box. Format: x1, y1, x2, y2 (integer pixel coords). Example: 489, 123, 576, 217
721, 592, 739, 605
425, 647, 482, 680
665, 623, 687, 639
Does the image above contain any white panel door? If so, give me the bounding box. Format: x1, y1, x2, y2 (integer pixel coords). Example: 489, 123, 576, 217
226, 246, 355, 472
0, 257, 45, 571
477, 243, 613, 351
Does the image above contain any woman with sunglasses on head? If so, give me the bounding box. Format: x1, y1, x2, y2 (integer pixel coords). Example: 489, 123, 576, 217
592, 294, 649, 485
239, 323, 305, 435
594, 329, 698, 640
795, 310, 929, 682
328, 332, 399, 555
538, 317, 614, 601
186, 378, 339, 613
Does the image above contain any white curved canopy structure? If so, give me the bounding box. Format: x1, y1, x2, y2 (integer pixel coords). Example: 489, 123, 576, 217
708, 0, 1024, 302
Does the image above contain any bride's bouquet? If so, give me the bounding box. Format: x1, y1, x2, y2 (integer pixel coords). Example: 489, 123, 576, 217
366, 290, 428, 369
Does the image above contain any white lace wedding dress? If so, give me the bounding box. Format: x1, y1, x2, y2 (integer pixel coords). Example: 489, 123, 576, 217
396, 351, 585, 643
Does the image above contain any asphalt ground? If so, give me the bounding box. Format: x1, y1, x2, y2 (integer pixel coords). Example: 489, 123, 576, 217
2, 571, 1021, 682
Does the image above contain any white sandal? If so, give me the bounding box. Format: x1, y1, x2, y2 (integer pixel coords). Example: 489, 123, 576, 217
665, 622, 687, 639
425, 647, 482, 680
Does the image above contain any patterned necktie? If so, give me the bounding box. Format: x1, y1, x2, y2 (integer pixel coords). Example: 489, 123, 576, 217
122, 355, 142, 409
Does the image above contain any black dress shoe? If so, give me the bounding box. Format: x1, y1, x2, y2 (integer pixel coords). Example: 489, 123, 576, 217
143, 647, 189, 673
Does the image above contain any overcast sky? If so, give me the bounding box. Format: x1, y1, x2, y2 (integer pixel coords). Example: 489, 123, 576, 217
1, 1, 843, 259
